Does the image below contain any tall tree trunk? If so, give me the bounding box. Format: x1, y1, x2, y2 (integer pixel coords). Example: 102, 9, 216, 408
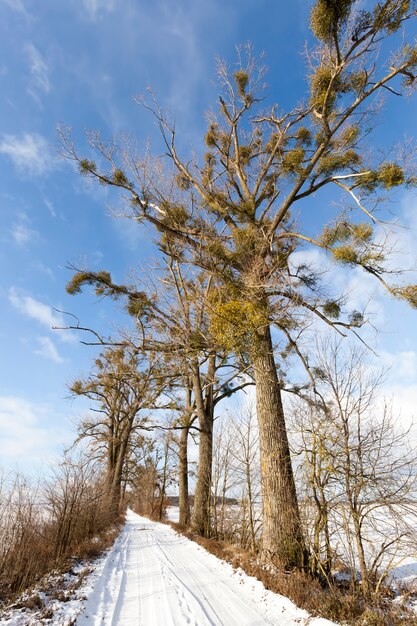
253, 325, 308, 569
106, 453, 118, 516
191, 356, 215, 537
246, 462, 256, 552
191, 406, 213, 536
179, 385, 193, 527
158, 436, 170, 521
110, 455, 124, 516
178, 422, 191, 526
109, 419, 133, 518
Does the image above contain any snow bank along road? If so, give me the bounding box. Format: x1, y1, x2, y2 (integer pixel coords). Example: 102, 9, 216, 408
76, 509, 335, 626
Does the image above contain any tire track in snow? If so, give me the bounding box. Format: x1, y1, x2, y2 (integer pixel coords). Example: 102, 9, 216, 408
76, 510, 336, 626
152, 534, 220, 625
77, 525, 129, 625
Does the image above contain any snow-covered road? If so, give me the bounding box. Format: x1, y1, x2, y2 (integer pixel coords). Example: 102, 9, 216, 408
76, 509, 335, 626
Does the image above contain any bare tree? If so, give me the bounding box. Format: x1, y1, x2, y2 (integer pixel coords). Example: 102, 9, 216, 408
69, 344, 166, 516
293, 338, 417, 595
291, 399, 339, 580
211, 418, 236, 539
0, 456, 113, 601
210, 404, 262, 549
229, 405, 261, 551
0, 474, 42, 596
127, 431, 175, 520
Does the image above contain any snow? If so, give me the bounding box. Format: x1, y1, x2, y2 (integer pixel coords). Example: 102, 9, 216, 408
5, 506, 417, 623
0, 509, 338, 625
165, 505, 179, 523
390, 556, 417, 590
75, 509, 336, 625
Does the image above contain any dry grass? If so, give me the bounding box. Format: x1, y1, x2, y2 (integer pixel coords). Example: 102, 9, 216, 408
73, 524, 121, 560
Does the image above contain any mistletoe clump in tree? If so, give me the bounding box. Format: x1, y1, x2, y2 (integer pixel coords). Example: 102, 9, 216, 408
62, 0, 417, 570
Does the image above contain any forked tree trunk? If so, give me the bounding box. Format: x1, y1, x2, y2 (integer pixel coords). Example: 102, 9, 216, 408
106, 459, 119, 516
178, 386, 193, 527
107, 421, 133, 518
178, 423, 191, 526
158, 436, 171, 521
253, 325, 308, 569
109, 454, 124, 516
191, 356, 215, 537
352, 513, 370, 596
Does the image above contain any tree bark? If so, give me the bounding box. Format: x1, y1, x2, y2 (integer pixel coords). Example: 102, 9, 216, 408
178, 422, 191, 526
178, 385, 193, 527
253, 324, 308, 569
191, 356, 215, 537
107, 414, 135, 518
246, 463, 256, 552
158, 436, 170, 521
109, 450, 124, 516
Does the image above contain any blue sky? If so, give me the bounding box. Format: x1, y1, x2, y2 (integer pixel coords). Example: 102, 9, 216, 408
1, 0, 417, 473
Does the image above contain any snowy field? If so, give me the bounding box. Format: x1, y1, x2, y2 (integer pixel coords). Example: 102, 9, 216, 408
165, 505, 180, 523
1, 509, 336, 625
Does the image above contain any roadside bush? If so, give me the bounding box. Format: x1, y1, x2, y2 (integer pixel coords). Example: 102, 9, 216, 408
0, 458, 121, 604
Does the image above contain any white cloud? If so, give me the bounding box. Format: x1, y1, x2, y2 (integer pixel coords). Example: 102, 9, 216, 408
380, 383, 417, 434
35, 336, 64, 363
8, 288, 75, 343
379, 350, 417, 385
33, 260, 54, 279
9, 288, 60, 327
10, 213, 38, 246
113, 215, 150, 252
12, 224, 36, 246
386, 197, 417, 273
289, 240, 391, 338
43, 196, 56, 217
0, 132, 54, 176
82, 0, 115, 19
0, 396, 70, 467
92, 249, 104, 265
26, 43, 51, 102
1, 0, 27, 14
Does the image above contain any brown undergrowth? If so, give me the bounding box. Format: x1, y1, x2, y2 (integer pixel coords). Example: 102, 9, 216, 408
0, 518, 121, 608
168, 521, 417, 626
0, 522, 122, 625
0, 465, 124, 606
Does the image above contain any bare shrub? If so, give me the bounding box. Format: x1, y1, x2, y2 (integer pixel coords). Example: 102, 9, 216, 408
44, 456, 112, 559
0, 474, 48, 598
0, 456, 119, 604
